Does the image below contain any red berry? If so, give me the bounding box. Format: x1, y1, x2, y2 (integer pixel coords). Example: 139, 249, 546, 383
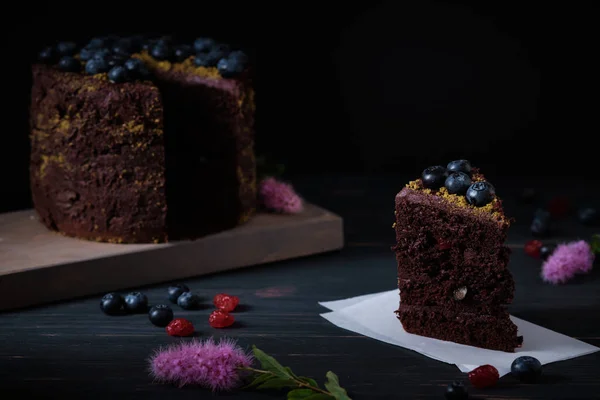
209, 309, 235, 328
524, 239, 543, 258
213, 293, 240, 312
165, 318, 195, 337
547, 196, 570, 218
468, 364, 499, 389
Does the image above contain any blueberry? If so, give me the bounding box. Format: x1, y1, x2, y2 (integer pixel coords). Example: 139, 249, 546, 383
57, 41, 77, 56
421, 165, 447, 189
174, 44, 193, 62
57, 56, 81, 72
108, 66, 129, 83
177, 292, 201, 310
465, 181, 495, 207
100, 292, 124, 315
217, 56, 247, 77
540, 244, 556, 260
194, 37, 215, 52
168, 283, 190, 303
148, 304, 174, 327
124, 58, 150, 78
79, 46, 97, 61
142, 39, 157, 52
106, 53, 127, 67
85, 58, 109, 75
112, 38, 133, 56
150, 43, 171, 60
88, 37, 107, 48
446, 159, 472, 176
511, 356, 542, 383
531, 208, 551, 236
39, 46, 56, 63
444, 172, 472, 195
92, 48, 111, 61
578, 207, 598, 226
195, 49, 227, 67
444, 380, 468, 400
228, 50, 248, 65
123, 292, 148, 313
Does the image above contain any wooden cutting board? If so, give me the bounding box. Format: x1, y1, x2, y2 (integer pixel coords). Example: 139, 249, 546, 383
0, 203, 343, 311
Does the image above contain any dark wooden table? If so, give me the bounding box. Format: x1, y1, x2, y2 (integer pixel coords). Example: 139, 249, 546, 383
1, 175, 599, 399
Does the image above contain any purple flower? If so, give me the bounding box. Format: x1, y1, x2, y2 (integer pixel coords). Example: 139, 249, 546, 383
541, 240, 595, 284
259, 177, 304, 214
149, 337, 254, 391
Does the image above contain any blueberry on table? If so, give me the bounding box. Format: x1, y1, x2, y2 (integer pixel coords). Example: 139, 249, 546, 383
148, 305, 174, 327
194, 37, 215, 52
421, 166, 448, 189
57, 41, 77, 56
124, 292, 148, 313
108, 66, 129, 83
112, 38, 133, 56
177, 292, 201, 310
444, 380, 468, 400
100, 293, 124, 315
465, 181, 495, 207
57, 56, 81, 72
511, 356, 542, 383
85, 58, 109, 75
79, 46, 97, 61
174, 44, 193, 62
107, 54, 127, 67
578, 207, 598, 225
445, 172, 472, 195
539, 244, 556, 260
38, 46, 55, 63
531, 208, 551, 236
446, 159, 472, 176
168, 283, 190, 303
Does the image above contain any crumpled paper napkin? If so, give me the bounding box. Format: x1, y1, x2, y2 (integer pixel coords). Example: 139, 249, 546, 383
319, 290, 599, 377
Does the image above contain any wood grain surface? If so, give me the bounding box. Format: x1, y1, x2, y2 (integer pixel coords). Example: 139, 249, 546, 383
0, 203, 343, 311
0, 175, 598, 399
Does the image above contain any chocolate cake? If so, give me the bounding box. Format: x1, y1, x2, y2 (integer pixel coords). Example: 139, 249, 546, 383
393, 160, 522, 352
29, 36, 256, 243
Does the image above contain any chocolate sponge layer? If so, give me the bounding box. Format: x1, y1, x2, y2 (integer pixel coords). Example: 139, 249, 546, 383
29, 65, 167, 243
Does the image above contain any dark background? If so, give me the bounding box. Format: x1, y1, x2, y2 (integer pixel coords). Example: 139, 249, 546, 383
0, 1, 592, 214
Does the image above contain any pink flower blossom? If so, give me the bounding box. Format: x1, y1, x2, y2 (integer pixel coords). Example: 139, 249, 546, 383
148, 337, 254, 391
541, 240, 595, 284
259, 177, 303, 214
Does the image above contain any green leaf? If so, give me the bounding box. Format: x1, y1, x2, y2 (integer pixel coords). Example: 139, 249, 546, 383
298, 376, 319, 388
591, 234, 600, 253
241, 372, 275, 389
323, 371, 352, 400
285, 366, 300, 378
252, 345, 295, 379
256, 378, 297, 389
303, 394, 335, 400
287, 388, 318, 399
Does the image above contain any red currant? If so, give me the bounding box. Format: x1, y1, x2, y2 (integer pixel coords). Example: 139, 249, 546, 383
468, 364, 499, 389
524, 239, 543, 258
209, 309, 235, 328
165, 318, 195, 337
547, 196, 570, 218
213, 293, 240, 312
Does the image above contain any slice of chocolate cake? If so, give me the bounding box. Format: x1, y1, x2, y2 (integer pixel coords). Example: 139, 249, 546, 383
393, 160, 522, 352
29, 35, 256, 243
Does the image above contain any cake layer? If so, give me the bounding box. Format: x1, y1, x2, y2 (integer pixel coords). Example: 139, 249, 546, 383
394, 186, 510, 267
396, 303, 522, 352
141, 55, 257, 240
29, 65, 167, 243
398, 264, 515, 307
